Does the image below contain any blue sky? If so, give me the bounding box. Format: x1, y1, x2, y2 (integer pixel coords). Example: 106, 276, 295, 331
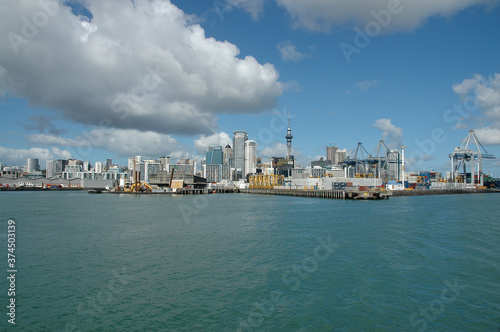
1, 0, 499, 175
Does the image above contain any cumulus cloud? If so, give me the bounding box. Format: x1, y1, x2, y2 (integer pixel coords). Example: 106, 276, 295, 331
0, 0, 282, 136
356, 79, 379, 92
0, 145, 72, 166
277, 40, 307, 62
275, 0, 497, 32
453, 73, 500, 145
193, 132, 232, 154
260, 142, 287, 159
373, 118, 403, 146
29, 128, 181, 158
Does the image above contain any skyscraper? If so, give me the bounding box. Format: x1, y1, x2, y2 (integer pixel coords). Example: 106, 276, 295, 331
233, 130, 248, 179
244, 140, 257, 176
326, 143, 338, 165
206, 146, 223, 165
26, 158, 39, 173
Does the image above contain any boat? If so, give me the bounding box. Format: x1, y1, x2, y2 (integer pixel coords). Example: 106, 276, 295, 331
87, 189, 102, 194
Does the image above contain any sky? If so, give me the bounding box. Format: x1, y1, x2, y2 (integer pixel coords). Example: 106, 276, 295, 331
1, 0, 499, 176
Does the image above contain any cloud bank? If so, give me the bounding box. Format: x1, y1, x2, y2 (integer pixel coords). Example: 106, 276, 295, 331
0, 0, 282, 137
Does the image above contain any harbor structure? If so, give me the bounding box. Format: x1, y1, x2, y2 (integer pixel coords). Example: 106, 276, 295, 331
449, 129, 495, 187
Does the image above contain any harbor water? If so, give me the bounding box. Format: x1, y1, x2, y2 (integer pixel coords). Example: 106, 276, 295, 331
0, 191, 499, 331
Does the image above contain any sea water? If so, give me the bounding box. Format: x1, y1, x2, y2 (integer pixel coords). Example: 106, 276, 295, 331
0, 191, 499, 331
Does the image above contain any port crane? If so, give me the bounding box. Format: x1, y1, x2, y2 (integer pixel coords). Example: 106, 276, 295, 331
449, 129, 496, 186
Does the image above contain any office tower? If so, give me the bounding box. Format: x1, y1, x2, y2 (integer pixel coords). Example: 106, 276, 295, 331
26, 158, 40, 173
223, 145, 233, 167
95, 161, 103, 173
45, 160, 56, 178
159, 156, 170, 172
206, 146, 223, 165
233, 130, 248, 178
244, 140, 257, 176
106, 158, 112, 171
326, 143, 338, 165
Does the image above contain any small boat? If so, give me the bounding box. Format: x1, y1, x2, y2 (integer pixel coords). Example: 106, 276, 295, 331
87, 189, 102, 194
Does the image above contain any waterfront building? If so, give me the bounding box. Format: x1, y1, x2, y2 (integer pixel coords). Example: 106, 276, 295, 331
244, 140, 257, 176
233, 130, 248, 179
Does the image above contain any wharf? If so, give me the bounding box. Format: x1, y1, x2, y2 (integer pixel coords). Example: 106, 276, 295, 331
391, 188, 500, 197
116, 188, 238, 195
240, 188, 391, 200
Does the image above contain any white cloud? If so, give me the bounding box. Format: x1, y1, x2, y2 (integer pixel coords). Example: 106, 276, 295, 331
0, 145, 72, 166
372, 118, 403, 146
276, 0, 497, 33
453, 73, 500, 145
0, 0, 282, 136
260, 142, 287, 159
28, 128, 180, 158
193, 132, 232, 154
277, 40, 307, 62
356, 79, 379, 92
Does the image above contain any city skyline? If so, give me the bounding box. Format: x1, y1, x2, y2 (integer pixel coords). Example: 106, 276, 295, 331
0, 1, 499, 175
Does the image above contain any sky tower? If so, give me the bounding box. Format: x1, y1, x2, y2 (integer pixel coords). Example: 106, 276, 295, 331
285, 113, 293, 160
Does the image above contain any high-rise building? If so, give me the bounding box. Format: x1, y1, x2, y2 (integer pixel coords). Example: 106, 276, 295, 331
233, 130, 248, 179
223, 144, 233, 167
46, 160, 56, 178
326, 143, 338, 165
83, 161, 92, 172
159, 156, 170, 172
26, 158, 39, 173
335, 149, 347, 165
206, 146, 223, 165
244, 140, 257, 176
106, 158, 112, 171
95, 161, 103, 173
